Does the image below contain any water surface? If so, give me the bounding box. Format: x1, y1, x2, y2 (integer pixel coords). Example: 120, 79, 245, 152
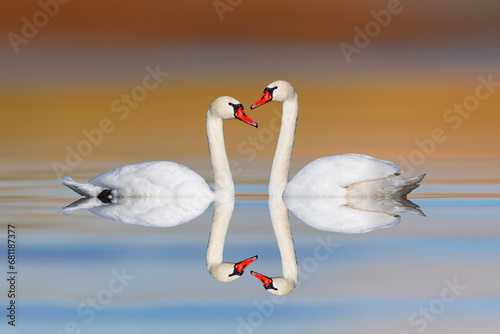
1, 171, 499, 334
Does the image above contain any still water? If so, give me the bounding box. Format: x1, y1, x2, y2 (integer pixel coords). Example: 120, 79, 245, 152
1, 174, 499, 334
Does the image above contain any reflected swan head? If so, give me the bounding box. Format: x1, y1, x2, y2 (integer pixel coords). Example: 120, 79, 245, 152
210, 96, 257, 127
208, 255, 258, 283
251, 271, 296, 296
251, 80, 296, 108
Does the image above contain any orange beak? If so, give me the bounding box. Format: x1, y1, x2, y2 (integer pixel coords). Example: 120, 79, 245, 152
235, 107, 258, 127
232, 255, 258, 276
251, 270, 276, 290
251, 90, 272, 109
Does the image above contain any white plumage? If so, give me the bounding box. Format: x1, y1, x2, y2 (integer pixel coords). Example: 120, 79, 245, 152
64, 161, 213, 198
284, 154, 406, 197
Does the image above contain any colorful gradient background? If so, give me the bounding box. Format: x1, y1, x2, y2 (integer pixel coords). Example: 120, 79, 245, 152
1, 2, 500, 334
2, 0, 499, 182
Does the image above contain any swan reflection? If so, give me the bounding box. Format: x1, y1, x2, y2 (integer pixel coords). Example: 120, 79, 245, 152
284, 196, 424, 234
62, 195, 257, 282
63, 195, 211, 227
207, 197, 258, 282
251, 196, 298, 295
251, 195, 424, 295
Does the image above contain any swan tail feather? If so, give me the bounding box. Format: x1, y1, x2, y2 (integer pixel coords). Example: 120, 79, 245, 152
348, 174, 426, 198
395, 174, 426, 197
60, 176, 105, 197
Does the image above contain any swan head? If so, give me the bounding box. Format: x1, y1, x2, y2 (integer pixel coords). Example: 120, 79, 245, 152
210, 96, 258, 127
251, 271, 297, 295
208, 255, 258, 283
250, 80, 296, 109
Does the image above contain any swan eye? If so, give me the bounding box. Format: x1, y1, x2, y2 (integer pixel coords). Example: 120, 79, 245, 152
228, 102, 244, 113
228, 265, 243, 277
266, 282, 278, 291
263, 86, 278, 98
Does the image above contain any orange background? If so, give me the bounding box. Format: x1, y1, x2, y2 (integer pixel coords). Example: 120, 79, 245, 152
1, 1, 499, 182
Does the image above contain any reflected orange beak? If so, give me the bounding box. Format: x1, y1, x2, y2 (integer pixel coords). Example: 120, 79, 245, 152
235, 107, 258, 127
233, 255, 258, 275
251, 90, 272, 109
251, 270, 275, 290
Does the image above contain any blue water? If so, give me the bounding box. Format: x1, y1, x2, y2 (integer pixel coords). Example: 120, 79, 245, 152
1, 179, 499, 334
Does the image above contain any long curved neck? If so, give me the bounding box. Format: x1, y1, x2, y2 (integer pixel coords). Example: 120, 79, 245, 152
207, 111, 234, 197
269, 196, 298, 286
206, 198, 234, 270
269, 94, 298, 196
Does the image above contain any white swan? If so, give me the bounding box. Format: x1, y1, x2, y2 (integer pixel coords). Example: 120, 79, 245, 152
61, 97, 257, 200
207, 197, 258, 282
250, 80, 425, 197
251, 196, 298, 295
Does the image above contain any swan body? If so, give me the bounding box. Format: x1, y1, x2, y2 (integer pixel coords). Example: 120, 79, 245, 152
284, 154, 425, 198
61, 97, 257, 199
63, 161, 212, 199
250, 80, 425, 197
